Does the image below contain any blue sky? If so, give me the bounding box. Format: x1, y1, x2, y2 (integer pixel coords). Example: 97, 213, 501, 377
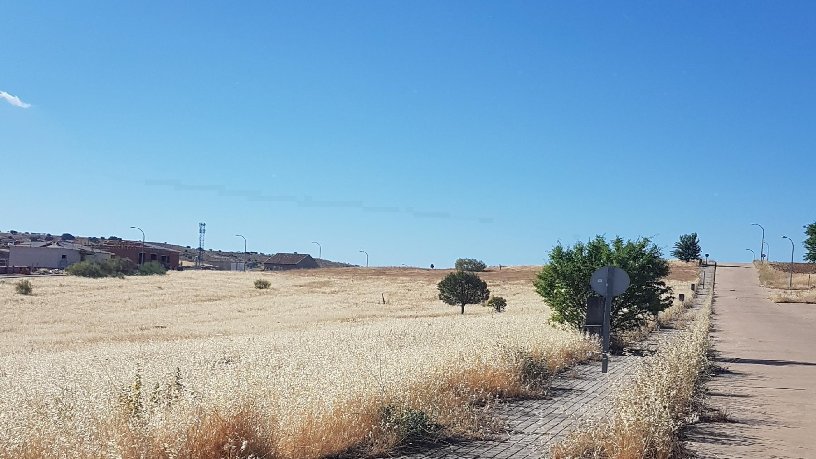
2, 2, 814, 266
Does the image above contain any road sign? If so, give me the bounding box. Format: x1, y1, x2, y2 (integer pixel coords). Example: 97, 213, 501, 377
590, 266, 630, 297
589, 266, 630, 374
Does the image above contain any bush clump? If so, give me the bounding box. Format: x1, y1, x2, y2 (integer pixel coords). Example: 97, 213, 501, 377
15, 279, 33, 295
487, 296, 507, 312
138, 261, 167, 276
380, 405, 439, 442
66, 258, 165, 278
454, 258, 487, 272
254, 279, 271, 289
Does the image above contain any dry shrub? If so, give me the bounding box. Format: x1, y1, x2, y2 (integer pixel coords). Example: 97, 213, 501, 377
551, 292, 712, 459
15, 279, 33, 295
772, 290, 816, 304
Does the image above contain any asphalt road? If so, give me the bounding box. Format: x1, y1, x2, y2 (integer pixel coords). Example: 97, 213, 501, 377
685, 264, 816, 458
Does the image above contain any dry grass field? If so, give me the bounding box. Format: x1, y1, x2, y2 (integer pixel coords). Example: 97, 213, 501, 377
0, 265, 694, 458
755, 262, 816, 304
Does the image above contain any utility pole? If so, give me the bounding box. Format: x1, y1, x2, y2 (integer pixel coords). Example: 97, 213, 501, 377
235, 234, 247, 271
782, 236, 795, 288
752, 223, 765, 261
130, 226, 145, 265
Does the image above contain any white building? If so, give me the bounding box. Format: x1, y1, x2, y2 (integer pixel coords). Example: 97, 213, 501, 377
7, 242, 111, 269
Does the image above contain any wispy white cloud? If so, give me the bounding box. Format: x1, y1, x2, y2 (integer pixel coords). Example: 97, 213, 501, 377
0, 91, 31, 108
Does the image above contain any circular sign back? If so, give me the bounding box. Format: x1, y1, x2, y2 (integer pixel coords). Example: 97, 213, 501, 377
590, 266, 630, 297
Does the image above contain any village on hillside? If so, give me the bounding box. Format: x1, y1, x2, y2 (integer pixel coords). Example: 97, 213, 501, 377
0, 231, 349, 275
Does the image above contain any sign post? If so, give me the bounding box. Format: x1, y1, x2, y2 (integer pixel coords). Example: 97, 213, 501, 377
590, 266, 630, 373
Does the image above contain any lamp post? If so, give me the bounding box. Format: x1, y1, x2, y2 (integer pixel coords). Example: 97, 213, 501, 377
782, 236, 795, 288
311, 241, 321, 260
359, 250, 369, 267
235, 234, 247, 271
745, 248, 756, 261
751, 223, 765, 261
763, 241, 770, 262
130, 226, 145, 265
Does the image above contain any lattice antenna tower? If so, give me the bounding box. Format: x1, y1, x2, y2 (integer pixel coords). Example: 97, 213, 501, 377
196, 222, 206, 267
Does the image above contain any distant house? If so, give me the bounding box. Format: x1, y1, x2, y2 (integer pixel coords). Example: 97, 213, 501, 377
96, 241, 180, 269
263, 253, 319, 271
7, 242, 111, 269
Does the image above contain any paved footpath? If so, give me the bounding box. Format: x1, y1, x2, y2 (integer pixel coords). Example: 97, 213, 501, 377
683, 264, 816, 459
393, 268, 712, 459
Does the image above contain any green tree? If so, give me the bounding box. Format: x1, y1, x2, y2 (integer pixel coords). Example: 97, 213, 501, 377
805, 222, 816, 263
454, 258, 487, 272
437, 271, 490, 314
534, 236, 673, 333
671, 233, 702, 262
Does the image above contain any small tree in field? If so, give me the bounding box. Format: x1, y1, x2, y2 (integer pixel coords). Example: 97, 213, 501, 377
804, 222, 816, 263
454, 258, 487, 272
671, 233, 702, 262
487, 296, 507, 312
535, 236, 672, 333
438, 271, 490, 314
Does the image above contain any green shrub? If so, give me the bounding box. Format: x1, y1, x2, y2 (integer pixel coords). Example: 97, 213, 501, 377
454, 258, 487, 272
138, 261, 167, 276
487, 296, 507, 312
380, 405, 439, 441
15, 279, 33, 295
254, 279, 271, 289
66, 258, 139, 278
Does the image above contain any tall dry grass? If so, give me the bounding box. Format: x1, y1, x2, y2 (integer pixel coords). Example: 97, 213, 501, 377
755, 261, 816, 290
0, 268, 597, 458
551, 287, 712, 459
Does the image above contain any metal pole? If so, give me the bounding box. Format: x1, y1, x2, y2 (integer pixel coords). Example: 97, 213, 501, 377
782, 236, 794, 288
746, 248, 756, 261
235, 235, 247, 271
602, 267, 613, 374
752, 223, 765, 262
312, 241, 321, 259
359, 250, 368, 267
130, 226, 145, 265
763, 242, 770, 262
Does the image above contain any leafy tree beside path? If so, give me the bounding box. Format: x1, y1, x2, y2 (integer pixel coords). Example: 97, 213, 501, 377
535, 236, 673, 334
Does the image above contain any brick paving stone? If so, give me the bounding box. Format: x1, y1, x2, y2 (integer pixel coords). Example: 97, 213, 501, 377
390, 268, 714, 459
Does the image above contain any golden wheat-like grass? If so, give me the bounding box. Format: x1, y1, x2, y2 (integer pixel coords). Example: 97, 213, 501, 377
0, 268, 598, 458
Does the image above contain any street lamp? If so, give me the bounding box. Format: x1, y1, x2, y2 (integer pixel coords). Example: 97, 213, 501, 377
312, 241, 321, 259
763, 241, 770, 262
751, 223, 765, 261
782, 236, 795, 288
359, 250, 369, 267
235, 234, 247, 271
745, 248, 756, 261
130, 226, 145, 265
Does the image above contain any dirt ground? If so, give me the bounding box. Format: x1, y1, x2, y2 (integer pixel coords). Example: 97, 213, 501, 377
684, 264, 816, 458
